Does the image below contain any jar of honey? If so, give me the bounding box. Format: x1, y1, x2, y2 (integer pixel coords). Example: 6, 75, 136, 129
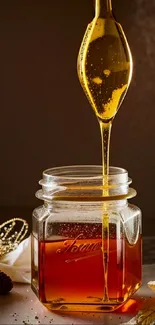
31, 165, 142, 312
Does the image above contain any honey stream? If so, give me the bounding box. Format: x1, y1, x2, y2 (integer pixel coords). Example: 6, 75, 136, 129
77, 0, 133, 302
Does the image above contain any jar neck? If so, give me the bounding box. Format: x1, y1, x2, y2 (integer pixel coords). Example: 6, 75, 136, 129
36, 166, 136, 204
95, 0, 112, 18
44, 199, 127, 211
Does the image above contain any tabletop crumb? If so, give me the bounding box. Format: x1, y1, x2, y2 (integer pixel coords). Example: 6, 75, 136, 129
35, 316, 39, 320
148, 281, 155, 291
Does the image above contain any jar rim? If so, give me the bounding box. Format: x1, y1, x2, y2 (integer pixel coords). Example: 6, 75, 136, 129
42, 165, 128, 183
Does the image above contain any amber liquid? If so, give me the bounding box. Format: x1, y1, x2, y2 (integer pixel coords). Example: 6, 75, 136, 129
77, 7, 133, 303
38, 223, 141, 310
77, 17, 132, 122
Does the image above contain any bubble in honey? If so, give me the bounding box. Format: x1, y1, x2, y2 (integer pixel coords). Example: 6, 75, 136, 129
92, 77, 103, 85
103, 69, 111, 77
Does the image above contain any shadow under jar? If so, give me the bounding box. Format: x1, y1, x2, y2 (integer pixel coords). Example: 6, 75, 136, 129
31, 166, 142, 312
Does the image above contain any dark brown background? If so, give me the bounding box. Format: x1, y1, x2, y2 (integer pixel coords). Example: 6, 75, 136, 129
0, 0, 155, 235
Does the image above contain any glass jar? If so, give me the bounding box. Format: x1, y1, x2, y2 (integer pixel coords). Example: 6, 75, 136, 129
31, 166, 142, 312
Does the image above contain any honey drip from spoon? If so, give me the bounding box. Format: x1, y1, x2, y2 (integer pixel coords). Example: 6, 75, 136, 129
77, 0, 133, 302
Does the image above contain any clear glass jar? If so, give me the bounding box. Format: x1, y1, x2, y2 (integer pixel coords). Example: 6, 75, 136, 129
31, 166, 142, 312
